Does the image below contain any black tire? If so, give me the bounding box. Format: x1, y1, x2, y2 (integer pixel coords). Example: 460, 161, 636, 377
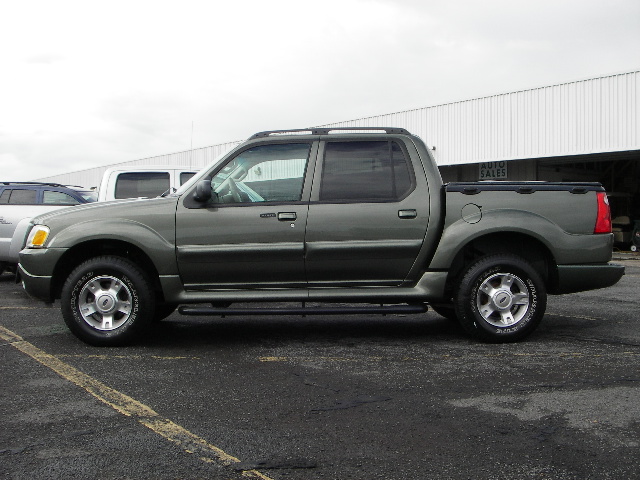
61, 256, 155, 346
454, 254, 546, 343
431, 304, 458, 322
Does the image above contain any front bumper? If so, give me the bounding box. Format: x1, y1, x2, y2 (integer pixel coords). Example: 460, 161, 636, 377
554, 263, 625, 294
18, 263, 54, 303
18, 247, 67, 303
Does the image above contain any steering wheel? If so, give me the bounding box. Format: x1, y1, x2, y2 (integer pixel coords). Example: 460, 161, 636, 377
216, 177, 243, 203
227, 178, 243, 202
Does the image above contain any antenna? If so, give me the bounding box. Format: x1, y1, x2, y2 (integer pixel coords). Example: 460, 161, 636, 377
189, 121, 194, 169
189, 120, 193, 170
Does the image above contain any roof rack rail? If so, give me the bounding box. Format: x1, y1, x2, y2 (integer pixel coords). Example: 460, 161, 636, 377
0, 181, 86, 189
1, 181, 63, 187
249, 127, 411, 140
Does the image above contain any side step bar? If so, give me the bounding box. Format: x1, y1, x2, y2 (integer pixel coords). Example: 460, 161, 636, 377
178, 303, 428, 317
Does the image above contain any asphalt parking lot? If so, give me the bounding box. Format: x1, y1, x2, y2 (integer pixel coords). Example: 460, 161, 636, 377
1, 258, 639, 480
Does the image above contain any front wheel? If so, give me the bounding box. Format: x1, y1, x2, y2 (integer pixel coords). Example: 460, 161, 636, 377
454, 254, 547, 343
61, 256, 155, 346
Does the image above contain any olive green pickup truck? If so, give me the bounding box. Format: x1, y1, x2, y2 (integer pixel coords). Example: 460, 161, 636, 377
18, 128, 624, 346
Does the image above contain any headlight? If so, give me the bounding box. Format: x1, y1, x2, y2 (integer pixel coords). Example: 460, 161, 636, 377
26, 225, 50, 248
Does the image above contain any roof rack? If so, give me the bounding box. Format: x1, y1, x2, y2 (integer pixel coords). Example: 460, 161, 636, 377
249, 127, 411, 140
0, 181, 86, 189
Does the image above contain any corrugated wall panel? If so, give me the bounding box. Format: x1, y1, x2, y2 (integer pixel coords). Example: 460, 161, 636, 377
321, 71, 639, 166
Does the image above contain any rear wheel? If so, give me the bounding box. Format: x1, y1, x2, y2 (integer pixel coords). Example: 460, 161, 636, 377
454, 254, 546, 343
61, 256, 155, 346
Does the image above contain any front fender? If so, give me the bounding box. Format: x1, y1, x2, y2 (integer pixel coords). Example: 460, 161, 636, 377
47, 218, 178, 275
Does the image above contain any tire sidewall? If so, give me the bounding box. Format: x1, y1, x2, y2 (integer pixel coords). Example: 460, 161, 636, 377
455, 255, 546, 342
61, 257, 154, 346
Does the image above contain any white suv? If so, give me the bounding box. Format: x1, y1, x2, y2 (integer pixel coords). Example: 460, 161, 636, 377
0, 182, 96, 274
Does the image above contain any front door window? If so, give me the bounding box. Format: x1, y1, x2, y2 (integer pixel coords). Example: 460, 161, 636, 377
210, 143, 310, 204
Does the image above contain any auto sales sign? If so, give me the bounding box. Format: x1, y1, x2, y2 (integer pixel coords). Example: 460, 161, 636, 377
479, 161, 507, 180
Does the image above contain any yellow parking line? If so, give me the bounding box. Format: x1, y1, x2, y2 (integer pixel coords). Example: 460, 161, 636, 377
56, 354, 201, 360
546, 312, 599, 321
0, 325, 273, 480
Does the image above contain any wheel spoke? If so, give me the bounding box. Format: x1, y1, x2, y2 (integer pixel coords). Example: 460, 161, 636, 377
80, 302, 97, 316
101, 314, 114, 330
500, 311, 515, 325
512, 293, 530, 305
87, 281, 103, 295
480, 305, 496, 319
108, 279, 124, 297
115, 299, 132, 315
500, 275, 514, 289
480, 283, 497, 297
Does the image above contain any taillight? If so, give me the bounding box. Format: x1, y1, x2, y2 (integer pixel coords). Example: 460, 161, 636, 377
594, 192, 612, 234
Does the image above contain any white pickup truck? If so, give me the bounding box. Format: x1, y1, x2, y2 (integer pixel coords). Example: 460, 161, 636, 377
97, 166, 197, 201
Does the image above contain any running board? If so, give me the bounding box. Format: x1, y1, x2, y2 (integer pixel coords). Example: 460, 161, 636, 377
178, 303, 428, 317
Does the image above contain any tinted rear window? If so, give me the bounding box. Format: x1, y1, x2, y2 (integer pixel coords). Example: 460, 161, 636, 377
0, 189, 38, 204
320, 141, 413, 202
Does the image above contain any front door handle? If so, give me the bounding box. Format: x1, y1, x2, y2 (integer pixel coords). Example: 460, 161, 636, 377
278, 212, 297, 221
398, 209, 417, 219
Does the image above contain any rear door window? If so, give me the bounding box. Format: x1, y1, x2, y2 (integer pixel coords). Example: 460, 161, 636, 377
43, 190, 81, 205
320, 141, 413, 202
3, 189, 38, 204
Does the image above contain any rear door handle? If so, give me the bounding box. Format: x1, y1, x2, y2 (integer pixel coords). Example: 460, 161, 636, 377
278, 212, 297, 221
398, 209, 417, 219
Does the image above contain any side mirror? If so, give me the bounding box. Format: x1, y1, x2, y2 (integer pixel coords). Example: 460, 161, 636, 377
193, 180, 212, 202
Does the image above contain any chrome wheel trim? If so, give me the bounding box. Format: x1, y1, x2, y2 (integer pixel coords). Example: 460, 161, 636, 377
78, 275, 133, 331
476, 272, 530, 327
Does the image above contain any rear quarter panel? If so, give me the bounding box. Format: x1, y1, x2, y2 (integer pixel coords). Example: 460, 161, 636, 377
428, 186, 612, 269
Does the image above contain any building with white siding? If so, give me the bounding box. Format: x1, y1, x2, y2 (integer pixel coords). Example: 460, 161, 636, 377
37, 70, 639, 217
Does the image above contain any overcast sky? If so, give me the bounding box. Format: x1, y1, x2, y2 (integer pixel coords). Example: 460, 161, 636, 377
1, 0, 639, 182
